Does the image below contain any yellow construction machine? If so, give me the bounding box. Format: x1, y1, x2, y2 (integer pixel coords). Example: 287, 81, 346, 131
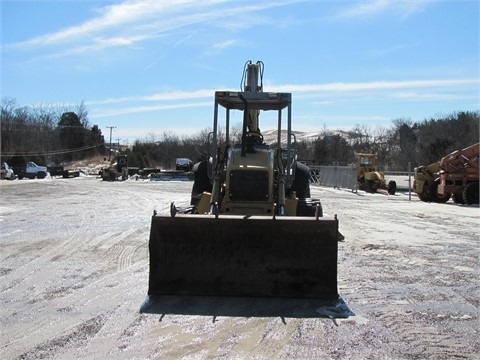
413, 161, 448, 202
355, 153, 396, 194
100, 154, 128, 181
148, 61, 340, 299
414, 143, 479, 204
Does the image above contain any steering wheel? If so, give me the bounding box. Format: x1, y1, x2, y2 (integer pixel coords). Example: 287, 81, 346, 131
245, 131, 264, 146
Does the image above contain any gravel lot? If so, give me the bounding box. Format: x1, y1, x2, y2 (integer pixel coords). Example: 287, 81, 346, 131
1, 176, 479, 359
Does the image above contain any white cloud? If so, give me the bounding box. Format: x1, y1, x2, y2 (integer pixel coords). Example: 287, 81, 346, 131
86, 78, 478, 105
390, 92, 470, 101
90, 101, 211, 118
268, 78, 478, 93
203, 39, 239, 56
87, 89, 215, 105
4, 0, 304, 55
333, 0, 434, 21
86, 77, 478, 118
211, 39, 237, 51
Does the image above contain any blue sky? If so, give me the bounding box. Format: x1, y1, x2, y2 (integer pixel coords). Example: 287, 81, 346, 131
1, 0, 479, 145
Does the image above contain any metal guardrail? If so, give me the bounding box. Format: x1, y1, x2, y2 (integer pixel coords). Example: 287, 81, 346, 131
309, 165, 413, 195
310, 165, 357, 191
309, 162, 414, 202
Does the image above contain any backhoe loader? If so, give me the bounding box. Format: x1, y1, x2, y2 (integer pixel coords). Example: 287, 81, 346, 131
148, 61, 340, 299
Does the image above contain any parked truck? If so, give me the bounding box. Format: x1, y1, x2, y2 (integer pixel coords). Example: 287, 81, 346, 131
15, 162, 48, 180
1, 162, 15, 180
149, 158, 195, 181
175, 158, 193, 172
414, 143, 479, 204
48, 165, 81, 178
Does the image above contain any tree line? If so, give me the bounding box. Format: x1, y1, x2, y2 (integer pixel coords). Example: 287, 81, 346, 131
124, 111, 478, 172
307, 111, 479, 171
1, 97, 478, 171
1, 98, 105, 167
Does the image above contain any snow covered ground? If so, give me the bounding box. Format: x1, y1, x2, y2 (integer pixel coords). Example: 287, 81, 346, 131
0, 176, 478, 359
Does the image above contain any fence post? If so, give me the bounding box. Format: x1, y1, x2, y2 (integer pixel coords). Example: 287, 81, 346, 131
408, 162, 412, 201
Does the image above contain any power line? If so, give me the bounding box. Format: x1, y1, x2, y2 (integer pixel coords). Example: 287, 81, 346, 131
1, 143, 104, 157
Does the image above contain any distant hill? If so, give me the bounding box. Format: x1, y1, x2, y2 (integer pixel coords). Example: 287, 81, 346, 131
262, 129, 342, 144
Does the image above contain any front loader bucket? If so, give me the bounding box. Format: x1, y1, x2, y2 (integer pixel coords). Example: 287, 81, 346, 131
148, 214, 338, 299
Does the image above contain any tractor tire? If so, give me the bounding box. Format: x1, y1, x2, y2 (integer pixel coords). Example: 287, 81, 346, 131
191, 160, 212, 205
417, 191, 431, 202
463, 181, 479, 205
430, 179, 450, 203
365, 180, 377, 193
36, 171, 47, 179
387, 180, 397, 195
416, 182, 432, 202
452, 191, 465, 204
289, 162, 311, 199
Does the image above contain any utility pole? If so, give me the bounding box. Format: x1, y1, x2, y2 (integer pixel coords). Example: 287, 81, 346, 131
106, 126, 116, 160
